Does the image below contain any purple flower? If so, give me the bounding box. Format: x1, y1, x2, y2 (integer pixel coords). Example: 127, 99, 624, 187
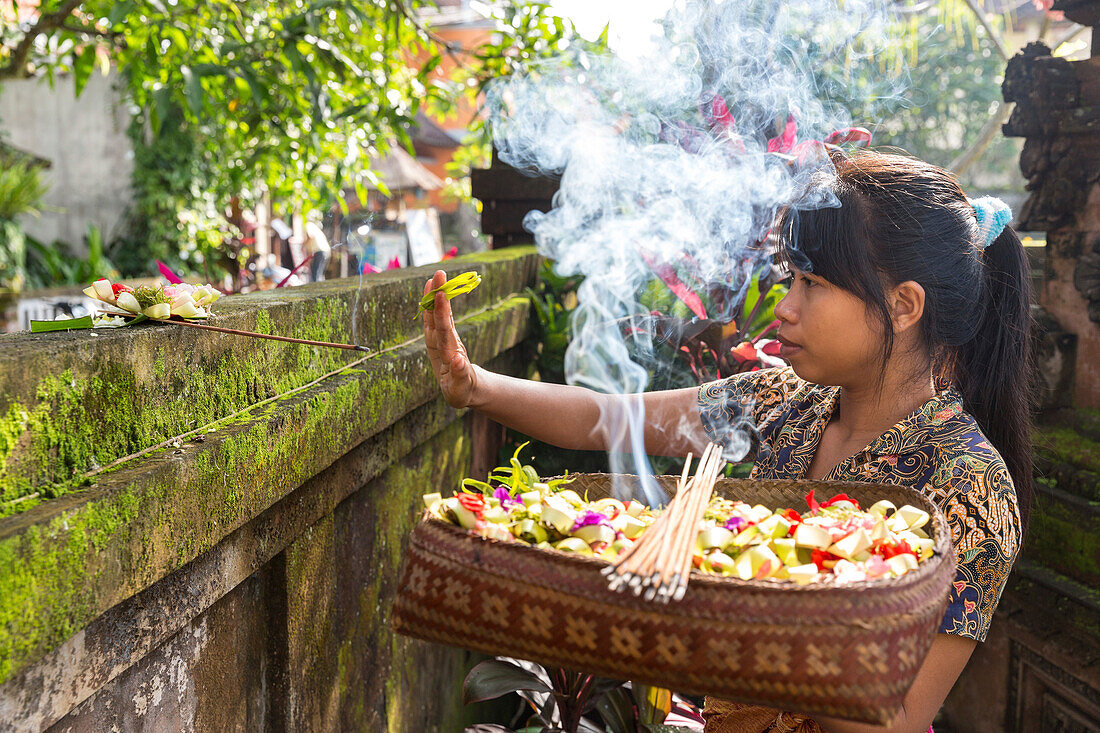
724, 516, 747, 533
571, 510, 612, 532
493, 486, 523, 510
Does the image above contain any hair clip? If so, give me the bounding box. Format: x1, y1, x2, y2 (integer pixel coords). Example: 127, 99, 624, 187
967, 196, 1012, 250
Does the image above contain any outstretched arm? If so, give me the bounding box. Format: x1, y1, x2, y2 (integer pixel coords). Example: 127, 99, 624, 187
422, 270, 709, 456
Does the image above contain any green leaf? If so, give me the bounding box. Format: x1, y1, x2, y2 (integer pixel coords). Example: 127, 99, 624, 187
107, 1, 134, 26
595, 688, 635, 733
461, 478, 495, 494
31, 315, 94, 332
633, 684, 672, 725
462, 660, 552, 705
73, 45, 95, 97
182, 66, 203, 116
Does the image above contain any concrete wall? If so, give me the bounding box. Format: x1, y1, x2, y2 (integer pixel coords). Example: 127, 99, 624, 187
0, 72, 133, 249
0, 248, 539, 731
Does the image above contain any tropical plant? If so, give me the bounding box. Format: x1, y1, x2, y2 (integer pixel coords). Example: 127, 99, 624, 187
23, 225, 119, 290
462, 657, 702, 733
0, 160, 50, 294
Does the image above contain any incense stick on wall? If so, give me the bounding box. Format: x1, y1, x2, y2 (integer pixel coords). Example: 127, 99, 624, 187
113, 312, 371, 352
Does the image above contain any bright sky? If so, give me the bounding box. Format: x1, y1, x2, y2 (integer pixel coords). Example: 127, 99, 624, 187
549, 0, 673, 57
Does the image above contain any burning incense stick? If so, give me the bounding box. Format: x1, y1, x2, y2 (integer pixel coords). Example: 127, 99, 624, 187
114, 312, 371, 352
604, 443, 726, 603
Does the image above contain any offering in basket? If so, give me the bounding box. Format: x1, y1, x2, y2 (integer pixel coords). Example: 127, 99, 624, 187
392, 446, 955, 725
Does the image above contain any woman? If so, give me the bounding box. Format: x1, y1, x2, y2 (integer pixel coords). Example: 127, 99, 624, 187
422, 151, 1032, 732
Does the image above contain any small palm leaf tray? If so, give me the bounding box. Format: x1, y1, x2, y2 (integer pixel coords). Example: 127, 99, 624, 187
391, 474, 955, 725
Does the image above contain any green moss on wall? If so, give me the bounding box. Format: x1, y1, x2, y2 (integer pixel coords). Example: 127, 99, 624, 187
1035, 425, 1100, 476
0, 252, 538, 688
0, 249, 537, 511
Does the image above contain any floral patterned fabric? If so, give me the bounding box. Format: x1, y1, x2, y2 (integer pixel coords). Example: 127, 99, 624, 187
697, 366, 1021, 643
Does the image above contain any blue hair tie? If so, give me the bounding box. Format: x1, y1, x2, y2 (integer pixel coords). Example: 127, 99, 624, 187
967, 196, 1012, 250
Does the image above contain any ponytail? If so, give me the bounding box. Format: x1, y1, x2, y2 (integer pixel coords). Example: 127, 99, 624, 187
954, 226, 1035, 533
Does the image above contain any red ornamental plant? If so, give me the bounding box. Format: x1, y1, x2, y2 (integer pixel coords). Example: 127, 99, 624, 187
630, 108, 871, 386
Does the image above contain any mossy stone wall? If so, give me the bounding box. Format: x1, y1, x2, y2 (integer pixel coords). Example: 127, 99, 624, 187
0, 248, 539, 731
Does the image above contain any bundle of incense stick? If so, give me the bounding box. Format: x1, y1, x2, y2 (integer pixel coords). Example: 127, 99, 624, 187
602, 442, 727, 603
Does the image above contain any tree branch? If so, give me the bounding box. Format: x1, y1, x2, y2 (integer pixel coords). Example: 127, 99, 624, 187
391, 0, 474, 68
57, 21, 122, 39
960, 0, 1011, 63
0, 0, 85, 80
948, 100, 1014, 177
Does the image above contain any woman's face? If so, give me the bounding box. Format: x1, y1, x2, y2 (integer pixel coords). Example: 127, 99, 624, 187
773, 266, 885, 387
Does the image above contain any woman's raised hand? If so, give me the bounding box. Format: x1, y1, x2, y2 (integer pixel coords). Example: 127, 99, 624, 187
422, 270, 478, 408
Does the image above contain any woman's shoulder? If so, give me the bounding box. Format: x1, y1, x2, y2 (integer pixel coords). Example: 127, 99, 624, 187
921, 395, 1022, 560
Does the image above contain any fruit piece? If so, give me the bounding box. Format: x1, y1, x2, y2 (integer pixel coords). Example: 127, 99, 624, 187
868, 500, 896, 518
483, 506, 509, 524
787, 563, 819, 585
696, 526, 735, 551
574, 523, 615, 546
756, 514, 792, 538
885, 553, 919, 576
733, 545, 782, 580
828, 529, 872, 560
613, 514, 647, 539
794, 523, 831, 549
554, 537, 592, 554
422, 492, 442, 510
703, 551, 736, 575
520, 490, 541, 506
453, 502, 479, 530
770, 537, 801, 567
624, 500, 646, 517
591, 498, 625, 516
513, 519, 548, 544
895, 505, 930, 531
540, 497, 577, 533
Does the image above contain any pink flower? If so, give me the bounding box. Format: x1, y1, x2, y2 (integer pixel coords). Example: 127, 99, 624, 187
571, 510, 612, 532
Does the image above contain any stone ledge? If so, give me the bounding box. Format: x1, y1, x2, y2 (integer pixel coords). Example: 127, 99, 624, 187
0, 248, 539, 508
0, 252, 538, 687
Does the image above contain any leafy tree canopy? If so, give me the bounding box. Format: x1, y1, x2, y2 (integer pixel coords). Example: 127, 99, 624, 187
1, 0, 598, 273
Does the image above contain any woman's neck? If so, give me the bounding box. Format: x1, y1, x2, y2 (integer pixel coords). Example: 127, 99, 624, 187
833, 367, 936, 442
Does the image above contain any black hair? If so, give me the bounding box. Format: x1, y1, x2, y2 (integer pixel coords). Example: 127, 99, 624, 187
777, 150, 1034, 531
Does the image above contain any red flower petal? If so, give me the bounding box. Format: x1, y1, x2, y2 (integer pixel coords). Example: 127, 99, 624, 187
766, 114, 797, 154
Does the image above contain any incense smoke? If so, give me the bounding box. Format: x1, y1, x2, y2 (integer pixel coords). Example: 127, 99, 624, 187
485, 0, 909, 506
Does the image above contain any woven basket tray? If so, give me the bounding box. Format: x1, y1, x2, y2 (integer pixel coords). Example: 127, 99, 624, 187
391, 475, 955, 724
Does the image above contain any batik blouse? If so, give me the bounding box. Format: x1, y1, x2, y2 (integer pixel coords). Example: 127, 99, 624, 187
697, 366, 1021, 643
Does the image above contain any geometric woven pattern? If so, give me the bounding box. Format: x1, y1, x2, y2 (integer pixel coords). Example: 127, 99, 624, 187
391, 475, 956, 725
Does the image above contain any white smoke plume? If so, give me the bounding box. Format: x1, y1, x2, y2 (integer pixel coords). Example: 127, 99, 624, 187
485, 0, 909, 506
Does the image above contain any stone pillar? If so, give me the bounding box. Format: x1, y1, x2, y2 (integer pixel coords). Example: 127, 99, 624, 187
1002, 7, 1100, 409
